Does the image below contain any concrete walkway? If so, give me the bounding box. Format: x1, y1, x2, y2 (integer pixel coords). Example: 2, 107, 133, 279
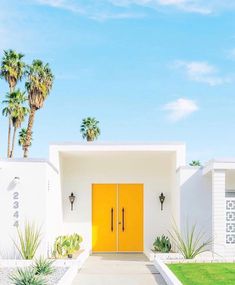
72, 254, 166, 285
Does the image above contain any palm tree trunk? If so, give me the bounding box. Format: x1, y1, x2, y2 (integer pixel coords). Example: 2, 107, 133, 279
7, 116, 12, 158
23, 107, 36, 158
10, 127, 17, 158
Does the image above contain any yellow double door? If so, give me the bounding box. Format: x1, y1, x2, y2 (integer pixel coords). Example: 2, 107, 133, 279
92, 184, 143, 252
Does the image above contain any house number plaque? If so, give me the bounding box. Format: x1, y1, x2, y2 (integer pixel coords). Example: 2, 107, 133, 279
13, 191, 19, 227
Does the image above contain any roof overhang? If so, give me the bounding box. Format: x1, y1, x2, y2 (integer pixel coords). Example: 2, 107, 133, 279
49, 142, 186, 169
203, 159, 235, 175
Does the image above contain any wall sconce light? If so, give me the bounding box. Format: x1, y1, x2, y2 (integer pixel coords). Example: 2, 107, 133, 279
69, 192, 76, 211
13, 177, 20, 185
159, 192, 165, 211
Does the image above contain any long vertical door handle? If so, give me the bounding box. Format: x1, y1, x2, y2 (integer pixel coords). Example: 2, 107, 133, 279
111, 208, 114, 232
122, 208, 125, 232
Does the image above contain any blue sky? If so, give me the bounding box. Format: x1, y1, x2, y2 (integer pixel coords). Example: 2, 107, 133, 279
0, 0, 235, 163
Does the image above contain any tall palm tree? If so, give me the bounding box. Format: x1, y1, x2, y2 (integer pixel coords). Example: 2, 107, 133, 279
24, 60, 54, 158
80, 117, 100, 141
10, 92, 28, 157
19, 128, 32, 153
2, 90, 28, 158
0, 50, 25, 157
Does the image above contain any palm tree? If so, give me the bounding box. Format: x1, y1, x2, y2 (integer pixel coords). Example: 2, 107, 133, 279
2, 90, 28, 158
0, 50, 25, 92
10, 92, 28, 157
0, 50, 25, 157
23, 60, 54, 158
189, 160, 201, 166
19, 128, 32, 152
80, 117, 100, 141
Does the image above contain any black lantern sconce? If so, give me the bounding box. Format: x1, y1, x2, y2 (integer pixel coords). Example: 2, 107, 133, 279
159, 192, 165, 211
69, 192, 76, 211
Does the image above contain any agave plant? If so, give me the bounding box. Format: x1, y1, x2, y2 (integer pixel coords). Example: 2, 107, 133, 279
9, 267, 46, 285
14, 222, 41, 259
153, 235, 171, 253
33, 257, 55, 276
169, 222, 212, 259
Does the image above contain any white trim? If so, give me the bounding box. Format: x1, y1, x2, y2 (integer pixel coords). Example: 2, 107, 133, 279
203, 160, 235, 175
0, 159, 58, 173
154, 259, 183, 285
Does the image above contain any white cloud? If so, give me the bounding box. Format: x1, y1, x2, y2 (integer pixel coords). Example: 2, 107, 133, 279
173, 60, 231, 86
35, 0, 85, 13
33, 0, 145, 20
32, 0, 235, 17
163, 98, 198, 122
109, 0, 212, 14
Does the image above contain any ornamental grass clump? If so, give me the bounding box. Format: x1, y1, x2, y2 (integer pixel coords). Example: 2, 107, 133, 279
33, 257, 55, 276
169, 223, 212, 259
14, 222, 41, 259
10, 267, 46, 285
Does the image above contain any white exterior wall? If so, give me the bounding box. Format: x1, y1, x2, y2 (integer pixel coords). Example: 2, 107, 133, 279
0, 160, 60, 258
46, 164, 63, 256
177, 167, 212, 244
60, 152, 177, 255
212, 170, 226, 256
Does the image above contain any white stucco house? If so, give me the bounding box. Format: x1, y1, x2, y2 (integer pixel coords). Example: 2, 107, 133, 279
0, 142, 234, 259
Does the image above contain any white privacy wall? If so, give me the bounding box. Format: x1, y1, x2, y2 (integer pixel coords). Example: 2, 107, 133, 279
59, 151, 177, 254
177, 167, 212, 243
0, 160, 61, 258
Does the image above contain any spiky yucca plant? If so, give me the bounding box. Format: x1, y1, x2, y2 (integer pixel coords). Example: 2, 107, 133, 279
10, 267, 46, 285
33, 257, 55, 276
14, 222, 41, 259
169, 223, 212, 259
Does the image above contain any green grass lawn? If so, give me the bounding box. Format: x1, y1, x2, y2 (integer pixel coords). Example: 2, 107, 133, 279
168, 263, 235, 285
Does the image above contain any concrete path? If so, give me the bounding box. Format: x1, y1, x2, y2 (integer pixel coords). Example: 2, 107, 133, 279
72, 254, 166, 285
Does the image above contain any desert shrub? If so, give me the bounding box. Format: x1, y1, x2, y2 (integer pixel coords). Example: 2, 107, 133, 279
153, 235, 171, 253
14, 222, 41, 259
10, 267, 46, 285
33, 257, 55, 276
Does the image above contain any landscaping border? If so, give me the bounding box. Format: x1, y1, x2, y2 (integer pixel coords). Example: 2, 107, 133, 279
154, 258, 183, 285
57, 249, 90, 285
153, 251, 235, 285
0, 249, 90, 285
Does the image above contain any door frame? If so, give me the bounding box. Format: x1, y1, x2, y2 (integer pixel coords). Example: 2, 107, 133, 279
92, 183, 144, 253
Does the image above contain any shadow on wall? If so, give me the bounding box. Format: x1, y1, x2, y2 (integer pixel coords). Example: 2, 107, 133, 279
0, 239, 20, 259
180, 169, 212, 243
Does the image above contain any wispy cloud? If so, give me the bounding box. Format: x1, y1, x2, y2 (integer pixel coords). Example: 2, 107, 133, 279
108, 0, 231, 15
32, 0, 235, 18
173, 60, 232, 86
33, 0, 145, 20
35, 0, 85, 13
163, 98, 198, 122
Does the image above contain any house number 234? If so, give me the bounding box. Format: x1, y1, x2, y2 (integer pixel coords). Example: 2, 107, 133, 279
13, 191, 19, 227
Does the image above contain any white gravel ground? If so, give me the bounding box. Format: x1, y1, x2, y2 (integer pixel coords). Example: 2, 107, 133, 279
0, 266, 68, 284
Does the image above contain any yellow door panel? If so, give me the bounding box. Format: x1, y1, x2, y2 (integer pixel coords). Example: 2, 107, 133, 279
118, 184, 143, 252
92, 184, 117, 252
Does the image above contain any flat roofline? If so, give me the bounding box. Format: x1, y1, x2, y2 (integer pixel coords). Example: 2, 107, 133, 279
203, 159, 235, 175
50, 141, 186, 147
0, 158, 58, 173
176, 166, 202, 172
